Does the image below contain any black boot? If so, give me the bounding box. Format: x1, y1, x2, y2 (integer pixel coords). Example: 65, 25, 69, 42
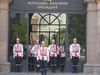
59, 65, 63, 71
51, 65, 53, 73
32, 64, 35, 71
75, 65, 78, 73
37, 64, 40, 72
62, 65, 64, 72
28, 63, 31, 71
38, 67, 40, 72
37, 67, 40, 72
41, 69, 44, 75
18, 64, 21, 72
16, 64, 18, 72
72, 66, 76, 73
37, 67, 38, 72
54, 65, 56, 73
44, 68, 47, 75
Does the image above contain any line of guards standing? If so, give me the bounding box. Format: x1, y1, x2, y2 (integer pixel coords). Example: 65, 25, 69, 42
13, 38, 81, 74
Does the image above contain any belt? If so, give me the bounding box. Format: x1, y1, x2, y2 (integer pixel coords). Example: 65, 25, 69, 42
60, 52, 64, 56
51, 51, 56, 56
41, 54, 47, 60
15, 51, 21, 56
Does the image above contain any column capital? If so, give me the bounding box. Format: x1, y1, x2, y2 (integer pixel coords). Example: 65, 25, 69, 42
0, 0, 12, 4
84, 0, 96, 5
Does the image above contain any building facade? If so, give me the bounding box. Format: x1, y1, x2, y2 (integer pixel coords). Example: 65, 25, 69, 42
0, 0, 100, 74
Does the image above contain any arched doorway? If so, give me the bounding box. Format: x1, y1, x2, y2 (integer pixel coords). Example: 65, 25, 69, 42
29, 13, 66, 72
8, 13, 86, 72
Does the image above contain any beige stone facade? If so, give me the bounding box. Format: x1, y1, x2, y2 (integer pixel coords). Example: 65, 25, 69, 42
84, 0, 100, 74
0, 0, 100, 73
0, 0, 11, 72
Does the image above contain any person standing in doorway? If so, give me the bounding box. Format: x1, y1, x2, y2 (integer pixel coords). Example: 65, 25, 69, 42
70, 38, 81, 73
48, 39, 58, 73
58, 42, 66, 72
13, 38, 23, 72
28, 40, 34, 71
37, 41, 49, 75
32, 40, 40, 72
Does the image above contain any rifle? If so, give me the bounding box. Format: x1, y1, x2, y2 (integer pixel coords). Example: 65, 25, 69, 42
56, 36, 58, 52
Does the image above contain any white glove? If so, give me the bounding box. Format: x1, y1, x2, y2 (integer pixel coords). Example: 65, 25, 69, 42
34, 52, 37, 54
47, 59, 49, 62
78, 56, 80, 58
37, 57, 39, 61
57, 52, 59, 55
13, 56, 15, 58
70, 56, 72, 59
57, 51, 59, 55
21, 55, 23, 58
51, 52, 54, 55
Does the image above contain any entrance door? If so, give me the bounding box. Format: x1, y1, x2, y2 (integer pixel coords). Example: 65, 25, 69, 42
8, 13, 86, 72
29, 13, 86, 73
65, 14, 86, 72
29, 13, 66, 72
9, 13, 28, 72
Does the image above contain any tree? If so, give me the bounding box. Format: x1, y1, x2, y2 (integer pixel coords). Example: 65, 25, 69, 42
68, 14, 86, 45
11, 22, 27, 44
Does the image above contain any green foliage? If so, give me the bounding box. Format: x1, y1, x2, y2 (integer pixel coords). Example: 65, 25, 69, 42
11, 22, 27, 44
55, 27, 66, 46
68, 14, 86, 45
45, 37, 49, 47
56, 14, 86, 46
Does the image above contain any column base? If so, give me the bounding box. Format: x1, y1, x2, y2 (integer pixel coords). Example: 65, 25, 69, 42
94, 64, 100, 74
0, 62, 11, 72
84, 63, 100, 74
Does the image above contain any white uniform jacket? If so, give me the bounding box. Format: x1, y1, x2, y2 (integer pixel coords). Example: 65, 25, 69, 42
48, 44, 58, 57
37, 46, 49, 62
28, 45, 34, 57
31, 45, 40, 57
13, 44, 23, 58
59, 45, 66, 57
70, 43, 81, 59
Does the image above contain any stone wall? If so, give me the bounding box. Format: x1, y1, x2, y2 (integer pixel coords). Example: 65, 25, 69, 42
84, 0, 100, 74
0, 0, 11, 72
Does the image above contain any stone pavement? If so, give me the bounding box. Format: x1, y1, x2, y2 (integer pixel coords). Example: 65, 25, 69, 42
0, 72, 99, 75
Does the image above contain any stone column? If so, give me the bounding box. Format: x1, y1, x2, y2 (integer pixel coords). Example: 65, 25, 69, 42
84, 0, 97, 73
84, 0, 100, 74
0, 0, 11, 72
94, 0, 100, 74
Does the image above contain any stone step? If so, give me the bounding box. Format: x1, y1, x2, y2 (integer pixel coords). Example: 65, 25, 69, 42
0, 73, 98, 75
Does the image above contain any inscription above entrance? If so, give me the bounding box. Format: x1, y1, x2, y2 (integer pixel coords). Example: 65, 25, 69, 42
10, 0, 86, 12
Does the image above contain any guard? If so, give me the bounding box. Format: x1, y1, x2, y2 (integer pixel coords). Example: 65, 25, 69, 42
32, 40, 40, 72
70, 38, 81, 73
28, 40, 34, 71
48, 39, 58, 73
59, 42, 66, 72
13, 38, 23, 72
37, 41, 49, 75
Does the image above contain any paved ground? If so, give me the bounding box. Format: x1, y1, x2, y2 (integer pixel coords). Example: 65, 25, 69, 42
0, 68, 99, 75
0, 72, 99, 75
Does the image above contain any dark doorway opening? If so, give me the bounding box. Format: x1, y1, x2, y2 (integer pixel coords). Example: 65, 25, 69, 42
28, 13, 66, 72
8, 13, 86, 73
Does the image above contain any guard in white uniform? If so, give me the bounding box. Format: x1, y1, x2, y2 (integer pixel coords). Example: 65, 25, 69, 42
28, 40, 34, 71
58, 42, 66, 72
37, 41, 49, 75
70, 38, 81, 73
31, 40, 40, 72
48, 39, 58, 73
13, 38, 23, 72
